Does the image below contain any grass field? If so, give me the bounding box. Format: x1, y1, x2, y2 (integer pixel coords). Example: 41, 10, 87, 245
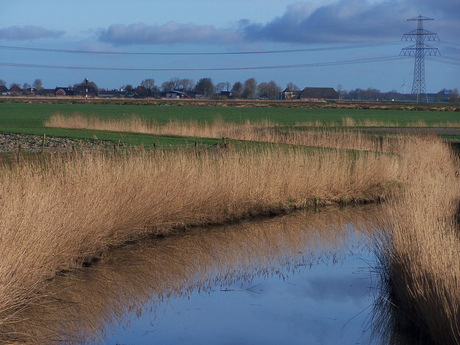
1, 102, 460, 147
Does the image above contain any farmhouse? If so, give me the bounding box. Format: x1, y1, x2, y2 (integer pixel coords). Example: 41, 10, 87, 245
54, 87, 74, 96
299, 87, 339, 100
7, 85, 23, 96
281, 87, 339, 101
165, 90, 189, 99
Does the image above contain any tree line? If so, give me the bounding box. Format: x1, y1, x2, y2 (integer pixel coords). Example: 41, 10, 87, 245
126, 77, 285, 100
1, 77, 459, 102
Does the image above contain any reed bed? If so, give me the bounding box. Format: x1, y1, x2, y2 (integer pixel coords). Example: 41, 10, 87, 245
372, 137, 460, 345
46, 113, 460, 140
341, 116, 460, 128
0, 142, 398, 336
45, 112, 402, 152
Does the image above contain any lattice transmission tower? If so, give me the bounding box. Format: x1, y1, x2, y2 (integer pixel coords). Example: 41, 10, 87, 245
400, 15, 440, 103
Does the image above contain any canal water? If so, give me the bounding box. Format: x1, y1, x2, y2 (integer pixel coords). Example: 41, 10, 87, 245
8, 206, 391, 344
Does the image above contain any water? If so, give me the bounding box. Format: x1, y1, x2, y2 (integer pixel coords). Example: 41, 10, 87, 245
6, 206, 388, 344
107, 248, 378, 345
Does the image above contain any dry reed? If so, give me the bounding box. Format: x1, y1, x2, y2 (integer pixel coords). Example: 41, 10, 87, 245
45, 112, 403, 152
0, 141, 398, 336
3, 113, 460, 344
373, 137, 460, 344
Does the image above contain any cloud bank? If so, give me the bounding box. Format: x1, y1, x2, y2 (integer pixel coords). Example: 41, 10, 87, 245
98, 0, 457, 46
240, 0, 413, 44
0, 26, 63, 41
99, 22, 240, 45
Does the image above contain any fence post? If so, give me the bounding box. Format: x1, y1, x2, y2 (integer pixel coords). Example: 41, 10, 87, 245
42, 133, 46, 153
17, 144, 22, 164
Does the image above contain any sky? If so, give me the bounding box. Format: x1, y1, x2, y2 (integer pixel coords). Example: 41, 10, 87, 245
1, 0, 459, 93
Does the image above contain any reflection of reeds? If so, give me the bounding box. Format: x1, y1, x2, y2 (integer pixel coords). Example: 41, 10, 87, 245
0, 206, 383, 344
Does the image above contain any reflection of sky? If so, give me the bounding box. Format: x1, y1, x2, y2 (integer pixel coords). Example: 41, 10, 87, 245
101, 237, 379, 345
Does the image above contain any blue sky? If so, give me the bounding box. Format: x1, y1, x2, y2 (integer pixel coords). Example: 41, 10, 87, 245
1, 0, 459, 93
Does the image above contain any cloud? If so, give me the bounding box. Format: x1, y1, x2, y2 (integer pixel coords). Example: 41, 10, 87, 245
99, 22, 240, 45
97, 0, 459, 46
0, 26, 63, 41
240, 0, 413, 44
240, 0, 459, 44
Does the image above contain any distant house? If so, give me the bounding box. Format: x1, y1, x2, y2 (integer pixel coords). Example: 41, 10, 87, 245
0, 85, 8, 94
8, 85, 23, 96
281, 88, 302, 100
165, 90, 189, 99
38, 89, 56, 96
54, 87, 74, 96
219, 91, 233, 99
98, 89, 129, 98
282, 87, 339, 101
299, 87, 339, 100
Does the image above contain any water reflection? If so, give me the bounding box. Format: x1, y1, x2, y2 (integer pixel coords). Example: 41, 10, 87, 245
4, 206, 388, 344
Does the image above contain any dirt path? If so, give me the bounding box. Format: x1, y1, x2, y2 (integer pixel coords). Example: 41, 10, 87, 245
0, 132, 118, 153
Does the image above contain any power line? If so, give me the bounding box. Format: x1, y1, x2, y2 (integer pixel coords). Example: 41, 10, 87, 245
400, 15, 440, 103
0, 42, 403, 56
427, 55, 460, 66
0, 56, 404, 72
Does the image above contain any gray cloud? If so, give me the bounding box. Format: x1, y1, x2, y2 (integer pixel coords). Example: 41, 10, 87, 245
240, 0, 413, 44
240, 0, 459, 44
98, 0, 459, 46
99, 22, 241, 45
0, 26, 63, 41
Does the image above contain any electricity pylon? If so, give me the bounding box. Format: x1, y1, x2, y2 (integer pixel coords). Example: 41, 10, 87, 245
400, 15, 440, 103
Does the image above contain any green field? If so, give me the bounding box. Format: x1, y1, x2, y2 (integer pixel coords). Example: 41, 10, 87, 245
1, 102, 459, 147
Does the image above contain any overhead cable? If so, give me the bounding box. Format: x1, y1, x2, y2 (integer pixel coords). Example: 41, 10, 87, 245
0, 56, 406, 72
0, 42, 403, 56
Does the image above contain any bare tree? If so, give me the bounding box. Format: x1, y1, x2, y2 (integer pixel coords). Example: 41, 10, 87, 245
242, 78, 257, 99
257, 81, 281, 100
194, 78, 215, 97
215, 82, 230, 93
33, 79, 43, 90
0, 79, 7, 87
123, 84, 133, 92
161, 81, 175, 93
74, 79, 98, 96
140, 78, 158, 96
449, 88, 460, 103
286, 82, 300, 91
180, 79, 195, 92
232, 81, 243, 98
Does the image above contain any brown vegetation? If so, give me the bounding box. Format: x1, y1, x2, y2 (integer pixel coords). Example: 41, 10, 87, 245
0, 206, 384, 344
1, 114, 460, 344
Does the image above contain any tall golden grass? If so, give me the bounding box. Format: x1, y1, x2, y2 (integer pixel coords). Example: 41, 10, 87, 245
45, 113, 460, 139
45, 112, 403, 152
0, 141, 398, 338
373, 137, 460, 344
